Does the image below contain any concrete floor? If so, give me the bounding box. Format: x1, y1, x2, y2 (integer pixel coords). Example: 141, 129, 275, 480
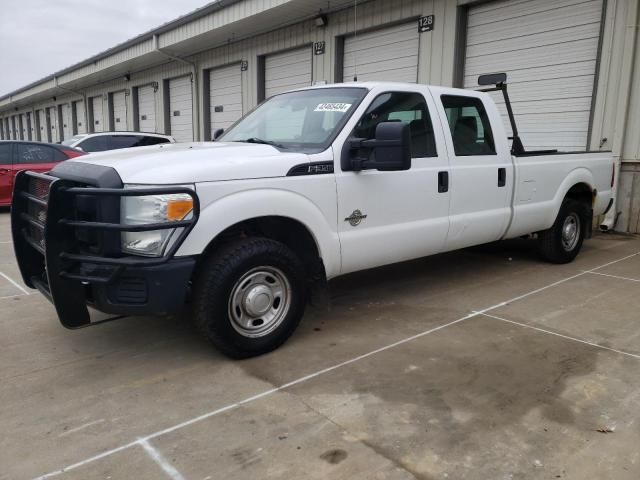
1, 209, 639, 480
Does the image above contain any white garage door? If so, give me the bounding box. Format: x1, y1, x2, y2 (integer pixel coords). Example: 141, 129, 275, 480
209, 64, 242, 133
37, 110, 46, 141
464, 0, 603, 151
47, 107, 59, 143
112, 91, 127, 131
74, 100, 86, 134
169, 76, 194, 142
343, 22, 419, 83
264, 47, 312, 98
21, 114, 28, 140
91, 96, 104, 133
61, 104, 72, 140
137, 85, 156, 133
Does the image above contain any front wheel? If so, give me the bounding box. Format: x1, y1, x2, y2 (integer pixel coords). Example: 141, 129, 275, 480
192, 237, 307, 358
538, 198, 589, 264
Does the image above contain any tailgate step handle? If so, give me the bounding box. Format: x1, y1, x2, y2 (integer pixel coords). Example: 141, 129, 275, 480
438, 171, 449, 193
498, 167, 506, 187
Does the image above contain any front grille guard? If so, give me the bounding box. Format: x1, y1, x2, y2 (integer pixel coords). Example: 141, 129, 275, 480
11, 170, 200, 328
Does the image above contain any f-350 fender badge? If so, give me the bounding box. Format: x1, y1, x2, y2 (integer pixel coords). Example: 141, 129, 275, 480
345, 209, 367, 227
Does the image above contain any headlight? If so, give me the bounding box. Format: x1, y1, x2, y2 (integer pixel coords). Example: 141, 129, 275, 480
121, 192, 194, 257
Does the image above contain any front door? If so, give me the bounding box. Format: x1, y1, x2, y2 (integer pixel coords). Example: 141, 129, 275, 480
336, 90, 451, 275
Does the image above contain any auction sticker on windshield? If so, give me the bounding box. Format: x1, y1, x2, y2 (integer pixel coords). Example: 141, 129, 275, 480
314, 103, 352, 112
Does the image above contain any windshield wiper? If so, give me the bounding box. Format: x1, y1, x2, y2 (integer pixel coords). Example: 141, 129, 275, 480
235, 137, 285, 149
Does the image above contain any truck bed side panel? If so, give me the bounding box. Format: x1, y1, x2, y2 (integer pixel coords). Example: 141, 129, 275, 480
505, 151, 612, 238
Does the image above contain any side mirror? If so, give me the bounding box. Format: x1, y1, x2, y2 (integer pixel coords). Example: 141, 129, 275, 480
341, 122, 411, 172
212, 128, 224, 141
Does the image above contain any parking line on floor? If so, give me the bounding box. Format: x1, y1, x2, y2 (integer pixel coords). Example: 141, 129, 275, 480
0, 271, 30, 296
477, 311, 640, 360
139, 439, 186, 480
0, 293, 28, 301
31, 250, 640, 480
584, 270, 640, 283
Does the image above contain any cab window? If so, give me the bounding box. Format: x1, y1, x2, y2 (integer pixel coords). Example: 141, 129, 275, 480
352, 92, 437, 158
441, 95, 496, 156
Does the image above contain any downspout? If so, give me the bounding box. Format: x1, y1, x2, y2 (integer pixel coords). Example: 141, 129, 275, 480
153, 34, 201, 141
54, 75, 88, 135
601, 1, 639, 231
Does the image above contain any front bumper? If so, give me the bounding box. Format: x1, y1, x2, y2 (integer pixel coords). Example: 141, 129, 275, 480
11, 168, 199, 328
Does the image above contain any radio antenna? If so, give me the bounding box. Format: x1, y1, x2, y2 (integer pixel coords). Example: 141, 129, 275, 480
353, 0, 358, 82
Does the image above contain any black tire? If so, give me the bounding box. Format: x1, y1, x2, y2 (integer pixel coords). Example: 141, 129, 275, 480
538, 198, 589, 264
192, 237, 307, 358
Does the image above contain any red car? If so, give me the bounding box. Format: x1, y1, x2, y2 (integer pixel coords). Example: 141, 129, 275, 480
0, 141, 85, 206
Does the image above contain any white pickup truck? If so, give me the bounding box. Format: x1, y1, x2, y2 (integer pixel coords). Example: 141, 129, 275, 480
12, 75, 613, 358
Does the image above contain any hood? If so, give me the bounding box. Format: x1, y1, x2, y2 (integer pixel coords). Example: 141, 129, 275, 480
66, 142, 310, 184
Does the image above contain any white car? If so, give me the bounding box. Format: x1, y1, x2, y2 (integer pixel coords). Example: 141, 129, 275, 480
60, 131, 174, 152
12, 76, 613, 358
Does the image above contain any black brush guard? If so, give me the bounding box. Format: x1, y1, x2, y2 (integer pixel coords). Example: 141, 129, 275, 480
11, 170, 199, 328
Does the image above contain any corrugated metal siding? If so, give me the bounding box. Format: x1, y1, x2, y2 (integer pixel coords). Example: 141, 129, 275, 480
464, 0, 603, 151
137, 85, 157, 133
265, 47, 312, 98
91, 96, 104, 133
169, 76, 194, 142
209, 64, 243, 131
343, 22, 419, 83
112, 91, 127, 131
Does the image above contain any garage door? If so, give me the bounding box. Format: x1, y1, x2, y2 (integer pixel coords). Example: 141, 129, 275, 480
61, 104, 72, 140
463, 0, 603, 151
47, 107, 59, 142
264, 47, 312, 98
209, 64, 242, 133
137, 85, 156, 133
91, 96, 104, 133
21, 114, 28, 140
112, 91, 127, 131
73, 100, 86, 134
343, 22, 419, 83
26, 113, 33, 140
36, 110, 46, 141
169, 76, 193, 142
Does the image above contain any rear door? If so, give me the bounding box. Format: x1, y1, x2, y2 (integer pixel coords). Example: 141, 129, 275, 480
0, 143, 13, 205
434, 93, 513, 250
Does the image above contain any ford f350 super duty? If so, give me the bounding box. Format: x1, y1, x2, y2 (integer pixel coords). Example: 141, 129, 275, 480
11, 74, 614, 358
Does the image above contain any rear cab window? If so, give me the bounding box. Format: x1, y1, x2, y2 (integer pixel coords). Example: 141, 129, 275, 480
441, 95, 496, 156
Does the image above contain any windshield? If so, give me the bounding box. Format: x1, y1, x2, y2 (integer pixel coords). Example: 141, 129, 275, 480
61, 135, 86, 146
220, 87, 368, 153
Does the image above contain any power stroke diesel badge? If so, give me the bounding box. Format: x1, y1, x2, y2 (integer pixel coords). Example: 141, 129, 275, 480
345, 210, 367, 227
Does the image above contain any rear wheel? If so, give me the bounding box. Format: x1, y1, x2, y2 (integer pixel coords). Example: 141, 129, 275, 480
192, 237, 307, 358
538, 198, 589, 264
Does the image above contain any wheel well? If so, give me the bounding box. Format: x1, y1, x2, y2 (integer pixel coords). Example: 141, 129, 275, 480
199, 216, 326, 282
565, 183, 593, 207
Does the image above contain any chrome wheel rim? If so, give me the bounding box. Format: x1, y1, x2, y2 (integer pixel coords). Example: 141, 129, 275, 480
561, 213, 581, 252
228, 266, 292, 338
